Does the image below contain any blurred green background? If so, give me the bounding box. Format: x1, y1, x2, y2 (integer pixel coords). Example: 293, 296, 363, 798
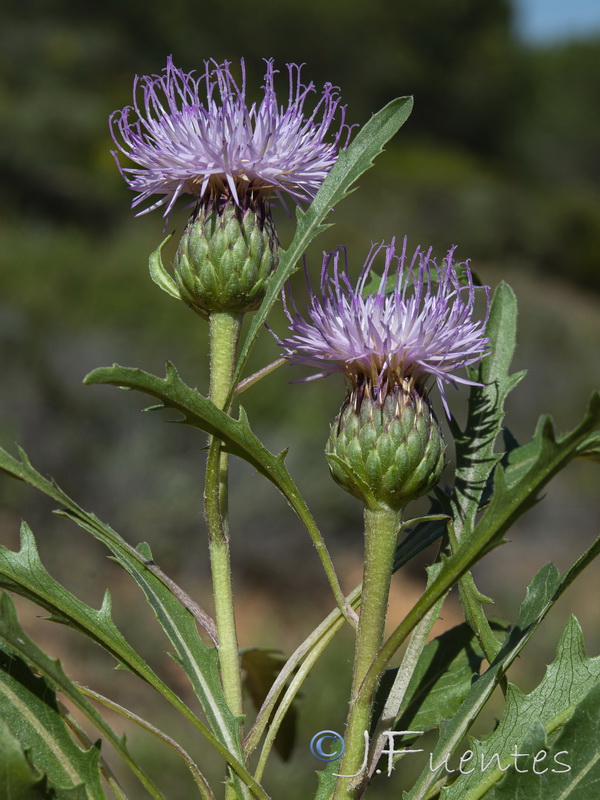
1, 0, 599, 796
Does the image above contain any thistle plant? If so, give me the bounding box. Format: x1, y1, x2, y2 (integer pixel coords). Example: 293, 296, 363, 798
1, 55, 599, 800
111, 56, 351, 751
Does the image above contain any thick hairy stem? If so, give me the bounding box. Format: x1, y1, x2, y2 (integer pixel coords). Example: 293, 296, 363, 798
333, 506, 402, 799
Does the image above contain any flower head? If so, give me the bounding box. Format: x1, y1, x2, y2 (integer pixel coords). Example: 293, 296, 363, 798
110, 56, 350, 217
280, 238, 490, 415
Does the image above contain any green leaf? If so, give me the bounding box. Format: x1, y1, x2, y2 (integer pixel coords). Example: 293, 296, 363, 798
386, 623, 488, 735
443, 616, 600, 799
576, 430, 600, 461
404, 529, 600, 800
148, 234, 181, 300
0, 522, 160, 689
231, 96, 414, 394
480, 392, 600, 545
0, 641, 105, 799
0, 714, 52, 799
487, 681, 600, 800
241, 649, 297, 762
0, 449, 238, 752
0, 588, 163, 799
0, 718, 89, 799
442, 284, 524, 664
83, 362, 351, 623
451, 281, 525, 536
0, 456, 267, 799
124, 541, 246, 773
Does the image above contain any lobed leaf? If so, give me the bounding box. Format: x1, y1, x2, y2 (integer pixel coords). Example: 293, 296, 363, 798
404, 528, 600, 800
0, 451, 267, 798
442, 616, 600, 799
0, 638, 105, 799
83, 362, 351, 623
0, 447, 239, 750
487, 681, 600, 800
0, 522, 158, 687
0, 588, 163, 799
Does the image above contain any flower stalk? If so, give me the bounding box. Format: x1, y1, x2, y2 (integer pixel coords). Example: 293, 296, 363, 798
333, 505, 401, 798
205, 311, 244, 720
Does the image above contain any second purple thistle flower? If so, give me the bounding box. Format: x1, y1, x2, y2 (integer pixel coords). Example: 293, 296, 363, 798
281, 238, 491, 415
280, 239, 491, 509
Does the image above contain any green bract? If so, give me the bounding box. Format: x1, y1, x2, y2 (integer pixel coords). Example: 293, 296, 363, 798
326, 386, 445, 510
174, 203, 279, 316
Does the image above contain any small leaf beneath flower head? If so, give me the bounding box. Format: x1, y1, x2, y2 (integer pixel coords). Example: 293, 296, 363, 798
149, 233, 181, 300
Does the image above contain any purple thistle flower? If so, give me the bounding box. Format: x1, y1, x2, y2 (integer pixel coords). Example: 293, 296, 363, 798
280, 238, 490, 415
110, 56, 350, 217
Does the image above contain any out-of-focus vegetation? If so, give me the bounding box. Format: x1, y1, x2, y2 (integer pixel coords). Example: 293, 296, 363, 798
2, 0, 600, 286
1, 2, 599, 797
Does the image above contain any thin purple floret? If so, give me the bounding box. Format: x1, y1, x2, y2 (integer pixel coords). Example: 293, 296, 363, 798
279, 238, 491, 415
110, 56, 351, 217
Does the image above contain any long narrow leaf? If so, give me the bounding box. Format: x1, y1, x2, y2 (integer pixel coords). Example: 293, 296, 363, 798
83, 363, 355, 626
0, 449, 268, 799
0, 590, 163, 799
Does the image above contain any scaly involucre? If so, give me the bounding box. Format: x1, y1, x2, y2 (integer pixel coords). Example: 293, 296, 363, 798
110, 56, 350, 217
280, 238, 491, 414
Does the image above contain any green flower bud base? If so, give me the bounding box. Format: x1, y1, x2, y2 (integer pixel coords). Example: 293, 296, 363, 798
326, 383, 445, 509
174, 201, 279, 316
